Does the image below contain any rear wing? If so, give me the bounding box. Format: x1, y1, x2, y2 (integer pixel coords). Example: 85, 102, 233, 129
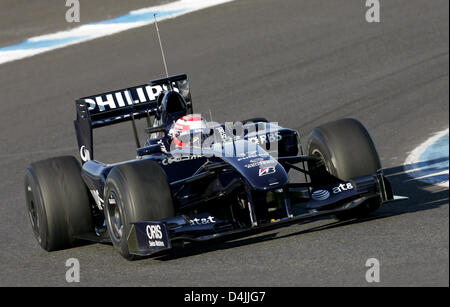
74, 74, 190, 162
77, 84, 161, 128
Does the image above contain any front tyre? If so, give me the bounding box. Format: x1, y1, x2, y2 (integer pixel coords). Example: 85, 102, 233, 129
307, 118, 382, 219
104, 160, 175, 260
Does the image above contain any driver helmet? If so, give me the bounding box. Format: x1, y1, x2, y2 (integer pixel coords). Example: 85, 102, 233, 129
169, 114, 208, 147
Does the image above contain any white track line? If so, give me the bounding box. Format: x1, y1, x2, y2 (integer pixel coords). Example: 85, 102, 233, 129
404, 128, 449, 188
0, 0, 234, 65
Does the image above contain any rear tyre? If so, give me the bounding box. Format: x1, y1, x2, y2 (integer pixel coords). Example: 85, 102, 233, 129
242, 117, 269, 125
24, 156, 93, 251
104, 160, 175, 260
307, 118, 382, 220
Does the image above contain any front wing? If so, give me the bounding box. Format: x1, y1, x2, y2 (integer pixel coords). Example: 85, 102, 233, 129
126, 171, 408, 256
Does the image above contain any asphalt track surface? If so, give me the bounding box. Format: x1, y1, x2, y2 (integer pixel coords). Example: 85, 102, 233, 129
0, 0, 448, 286
0, 0, 168, 47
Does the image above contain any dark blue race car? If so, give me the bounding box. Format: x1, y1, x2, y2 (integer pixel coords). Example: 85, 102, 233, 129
24, 74, 407, 260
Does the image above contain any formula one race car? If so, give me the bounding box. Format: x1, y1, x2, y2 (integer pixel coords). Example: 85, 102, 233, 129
24, 74, 407, 260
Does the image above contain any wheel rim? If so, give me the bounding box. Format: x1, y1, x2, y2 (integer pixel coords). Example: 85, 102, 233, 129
106, 191, 123, 241
26, 185, 42, 243
28, 200, 38, 229
311, 149, 330, 173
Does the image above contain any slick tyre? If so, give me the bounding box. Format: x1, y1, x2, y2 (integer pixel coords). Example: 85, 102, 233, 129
307, 118, 382, 220
104, 160, 175, 260
242, 117, 269, 124
24, 156, 93, 251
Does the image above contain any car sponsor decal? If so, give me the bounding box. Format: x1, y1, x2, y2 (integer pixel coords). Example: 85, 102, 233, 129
79, 145, 91, 162
189, 216, 216, 226
311, 189, 330, 201
161, 154, 202, 165
81, 84, 164, 114
332, 182, 354, 193
244, 159, 277, 169
133, 222, 170, 251
237, 151, 265, 162
311, 182, 355, 201
259, 166, 276, 176
247, 132, 282, 145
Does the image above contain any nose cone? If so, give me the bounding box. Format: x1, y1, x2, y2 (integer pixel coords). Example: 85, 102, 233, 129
214, 140, 288, 190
